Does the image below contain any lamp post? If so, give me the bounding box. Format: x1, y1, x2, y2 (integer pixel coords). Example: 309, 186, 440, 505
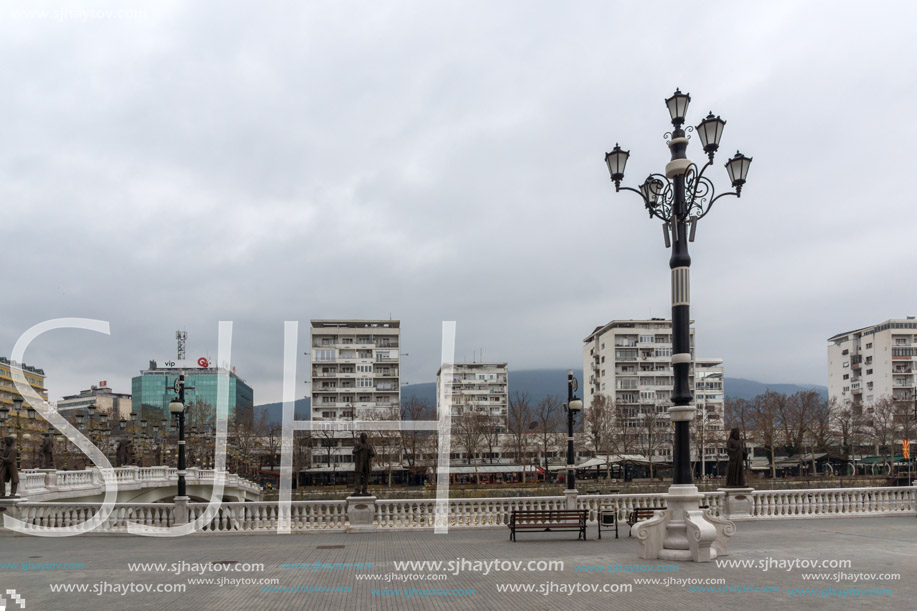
4, 398, 37, 469
565, 370, 583, 492
605, 88, 751, 561
169, 373, 188, 499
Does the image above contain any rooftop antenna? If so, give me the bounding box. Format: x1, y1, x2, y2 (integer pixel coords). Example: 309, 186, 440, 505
176, 330, 187, 361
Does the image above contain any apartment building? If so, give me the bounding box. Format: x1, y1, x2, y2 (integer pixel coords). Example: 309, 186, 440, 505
0, 357, 48, 410
309, 320, 401, 468
582, 319, 725, 460
436, 362, 508, 433
58, 383, 133, 420
827, 317, 917, 409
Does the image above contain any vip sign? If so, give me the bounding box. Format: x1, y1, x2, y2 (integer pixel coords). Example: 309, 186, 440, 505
1, 589, 26, 610
159, 357, 211, 368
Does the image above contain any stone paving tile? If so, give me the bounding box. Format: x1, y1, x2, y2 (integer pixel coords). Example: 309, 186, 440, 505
1, 517, 914, 610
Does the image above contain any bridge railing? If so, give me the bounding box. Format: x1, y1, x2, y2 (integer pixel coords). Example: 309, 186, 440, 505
14, 467, 261, 499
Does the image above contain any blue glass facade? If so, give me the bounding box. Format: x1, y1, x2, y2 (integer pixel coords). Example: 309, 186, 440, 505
131, 368, 253, 420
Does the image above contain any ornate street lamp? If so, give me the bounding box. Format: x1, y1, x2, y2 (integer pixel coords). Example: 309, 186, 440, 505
564, 370, 583, 494
604, 88, 752, 562
169, 372, 190, 499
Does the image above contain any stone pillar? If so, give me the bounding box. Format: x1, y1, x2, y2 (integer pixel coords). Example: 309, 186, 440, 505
41, 469, 59, 493
346, 496, 377, 533
658, 484, 706, 562
0, 498, 22, 527
719, 488, 755, 520
173, 496, 190, 525
564, 489, 578, 510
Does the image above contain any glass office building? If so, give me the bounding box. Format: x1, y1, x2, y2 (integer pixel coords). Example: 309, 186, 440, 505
131, 361, 254, 421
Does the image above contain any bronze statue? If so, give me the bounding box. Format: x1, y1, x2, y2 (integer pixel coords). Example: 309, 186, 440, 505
352, 432, 376, 496
39, 434, 54, 469
725, 427, 747, 488
116, 439, 132, 467
0, 436, 20, 497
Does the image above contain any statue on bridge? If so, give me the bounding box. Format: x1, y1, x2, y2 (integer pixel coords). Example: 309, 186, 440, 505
352, 432, 376, 496
0, 437, 20, 498
116, 439, 133, 467
725, 428, 748, 488
39, 433, 54, 469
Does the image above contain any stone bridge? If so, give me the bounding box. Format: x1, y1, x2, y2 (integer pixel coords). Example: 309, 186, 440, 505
9, 466, 261, 503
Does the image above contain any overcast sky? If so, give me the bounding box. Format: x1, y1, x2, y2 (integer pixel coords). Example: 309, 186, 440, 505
2, 1, 916, 405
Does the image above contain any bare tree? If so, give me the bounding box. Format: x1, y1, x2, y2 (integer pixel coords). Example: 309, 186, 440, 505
481, 418, 502, 466
608, 401, 638, 457
400, 396, 435, 479
506, 392, 534, 481
867, 395, 900, 465
635, 410, 665, 478
367, 405, 401, 487
455, 412, 488, 484
807, 395, 833, 453
832, 399, 866, 462
533, 395, 563, 472
751, 391, 781, 478
585, 394, 616, 479
292, 431, 312, 477
778, 391, 820, 457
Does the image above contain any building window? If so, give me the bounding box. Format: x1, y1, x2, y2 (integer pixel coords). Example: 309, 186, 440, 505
866, 343, 872, 349
843, 374, 849, 380
315, 349, 335, 362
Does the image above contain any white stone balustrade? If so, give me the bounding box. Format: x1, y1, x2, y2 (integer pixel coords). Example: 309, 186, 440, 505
3, 485, 915, 535
748, 486, 916, 520
14, 502, 176, 532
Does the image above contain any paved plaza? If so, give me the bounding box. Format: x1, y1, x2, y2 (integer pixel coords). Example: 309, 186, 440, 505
1, 517, 914, 610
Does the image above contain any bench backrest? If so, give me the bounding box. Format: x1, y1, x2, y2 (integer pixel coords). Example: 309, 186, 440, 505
511, 510, 586, 523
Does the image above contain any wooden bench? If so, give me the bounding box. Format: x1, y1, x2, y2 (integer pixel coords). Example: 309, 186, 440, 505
597, 510, 618, 539
508, 509, 588, 542
627, 507, 667, 536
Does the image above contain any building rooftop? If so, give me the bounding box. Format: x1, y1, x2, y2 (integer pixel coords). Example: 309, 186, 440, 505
583, 319, 695, 343
0, 357, 45, 376
310, 320, 401, 329
827, 316, 917, 343
436, 362, 508, 376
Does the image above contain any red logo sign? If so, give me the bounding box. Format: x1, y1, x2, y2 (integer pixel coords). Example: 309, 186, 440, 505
197, 357, 209, 367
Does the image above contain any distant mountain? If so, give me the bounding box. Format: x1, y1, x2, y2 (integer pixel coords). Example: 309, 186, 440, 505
253, 398, 310, 425
253, 372, 827, 423
402, 370, 828, 405
402, 368, 585, 406
723, 378, 827, 401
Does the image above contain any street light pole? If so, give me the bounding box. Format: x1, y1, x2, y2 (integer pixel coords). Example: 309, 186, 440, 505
565, 370, 583, 492
605, 89, 751, 561
169, 372, 188, 499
